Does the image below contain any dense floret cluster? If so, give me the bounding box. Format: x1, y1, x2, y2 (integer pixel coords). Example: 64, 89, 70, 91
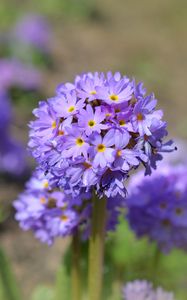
29, 72, 174, 199
14, 169, 124, 244
123, 280, 175, 300
127, 164, 187, 253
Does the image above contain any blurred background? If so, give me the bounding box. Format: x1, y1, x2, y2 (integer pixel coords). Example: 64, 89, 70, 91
0, 0, 187, 299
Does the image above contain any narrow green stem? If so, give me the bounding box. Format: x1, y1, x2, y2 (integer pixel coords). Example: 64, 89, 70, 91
152, 246, 162, 282
71, 230, 82, 300
88, 192, 107, 300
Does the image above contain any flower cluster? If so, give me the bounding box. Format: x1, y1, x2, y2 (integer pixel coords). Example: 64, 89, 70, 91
123, 280, 175, 300
127, 164, 187, 253
29, 71, 174, 199
14, 169, 124, 244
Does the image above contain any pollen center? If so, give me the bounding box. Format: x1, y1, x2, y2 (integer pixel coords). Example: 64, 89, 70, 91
90, 90, 96, 95
119, 120, 126, 126
43, 180, 49, 189
175, 207, 183, 215
52, 121, 56, 128
88, 120, 96, 127
110, 94, 119, 101
83, 162, 92, 169
137, 113, 143, 121
40, 197, 46, 204
97, 144, 106, 152
76, 138, 84, 146
61, 215, 69, 221
58, 130, 64, 136
117, 150, 122, 157
162, 219, 171, 227
68, 106, 75, 112
159, 202, 167, 210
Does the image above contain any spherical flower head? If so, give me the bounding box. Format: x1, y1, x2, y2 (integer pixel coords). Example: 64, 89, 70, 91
122, 280, 175, 300
127, 164, 187, 253
29, 71, 174, 200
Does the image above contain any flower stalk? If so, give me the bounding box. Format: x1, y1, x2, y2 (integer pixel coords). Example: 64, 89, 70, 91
88, 192, 107, 300
72, 230, 82, 300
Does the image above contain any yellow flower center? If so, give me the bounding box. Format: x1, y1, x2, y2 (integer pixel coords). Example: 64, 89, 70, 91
159, 202, 167, 210
76, 138, 84, 146
61, 215, 69, 221
83, 162, 92, 169
88, 120, 96, 127
47, 198, 56, 209
40, 197, 46, 204
117, 150, 122, 157
43, 180, 49, 189
175, 208, 183, 215
119, 120, 126, 126
52, 121, 56, 129
110, 94, 119, 101
162, 219, 171, 227
90, 90, 96, 95
97, 144, 106, 152
68, 106, 75, 112
137, 113, 143, 121
58, 130, 64, 136
130, 97, 137, 105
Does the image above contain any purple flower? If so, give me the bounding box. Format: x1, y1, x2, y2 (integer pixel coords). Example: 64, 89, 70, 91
96, 74, 133, 105
53, 90, 85, 118
122, 280, 175, 300
0, 91, 11, 131
14, 169, 124, 244
0, 134, 26, 176
78, 104, 108, 135
0, 59, 41, 92
91, 131, 115, 168
13, 14, 51, 51
29, 71, 174, 199
127, 164, 187, 253
61, 127, 90, 159
76, 72, 105, 101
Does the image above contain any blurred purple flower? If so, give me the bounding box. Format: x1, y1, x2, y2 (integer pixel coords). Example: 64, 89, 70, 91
0, 91, 12, 130
123, 280, 175, 300
127, 164, 187, 253
0, 59, 41, 92
0, 134, 26, 176
13, 14, 51, 51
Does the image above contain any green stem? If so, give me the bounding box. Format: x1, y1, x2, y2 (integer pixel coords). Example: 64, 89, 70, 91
88, 192, 107, 300
71, 230, 82, 300
152, 246, 162, 282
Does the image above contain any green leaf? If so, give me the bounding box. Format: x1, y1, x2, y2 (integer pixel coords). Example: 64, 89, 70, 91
54, 261, 71, 300
0, 247, 21, 300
